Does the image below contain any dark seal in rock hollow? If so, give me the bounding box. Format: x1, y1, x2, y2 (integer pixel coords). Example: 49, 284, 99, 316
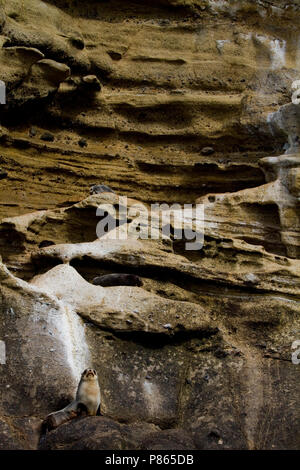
201, 146, 215, 155
40, 132, 55, 142
92, 273, 143, 287
78, 138, 87, 148
90, 184, 115, 195
39, 240, 55, 248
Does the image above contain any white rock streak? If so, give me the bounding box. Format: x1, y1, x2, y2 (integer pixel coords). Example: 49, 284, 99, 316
143, 380, 162, 416
59, 304, 90, 383
29, 268, 91, 383
269, 39, 286, 70
254, 34, 286, 70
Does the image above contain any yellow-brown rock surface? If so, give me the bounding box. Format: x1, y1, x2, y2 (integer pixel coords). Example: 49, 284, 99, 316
0, 0, 299, 450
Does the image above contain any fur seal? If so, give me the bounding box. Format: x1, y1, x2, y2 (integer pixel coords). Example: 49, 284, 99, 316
43, 369, 101, 432
39, 240, 55, 248
92, 273, 143, 287
76, 368, 100, 416
90, 184, 115, 195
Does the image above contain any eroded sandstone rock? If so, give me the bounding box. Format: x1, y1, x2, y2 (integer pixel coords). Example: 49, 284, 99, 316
0, 0, 300, 451
39, 416, 161, 450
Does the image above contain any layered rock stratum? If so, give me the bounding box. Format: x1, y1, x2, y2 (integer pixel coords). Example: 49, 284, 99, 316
0, 0, 299, 450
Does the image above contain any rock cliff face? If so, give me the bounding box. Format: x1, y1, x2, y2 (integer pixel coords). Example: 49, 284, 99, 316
0, 0, 299, 450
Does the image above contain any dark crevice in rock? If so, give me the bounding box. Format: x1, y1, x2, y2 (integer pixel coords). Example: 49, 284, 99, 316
1, 0, 300, 451
65, 256, 299, 298
81, 323, 219, 347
